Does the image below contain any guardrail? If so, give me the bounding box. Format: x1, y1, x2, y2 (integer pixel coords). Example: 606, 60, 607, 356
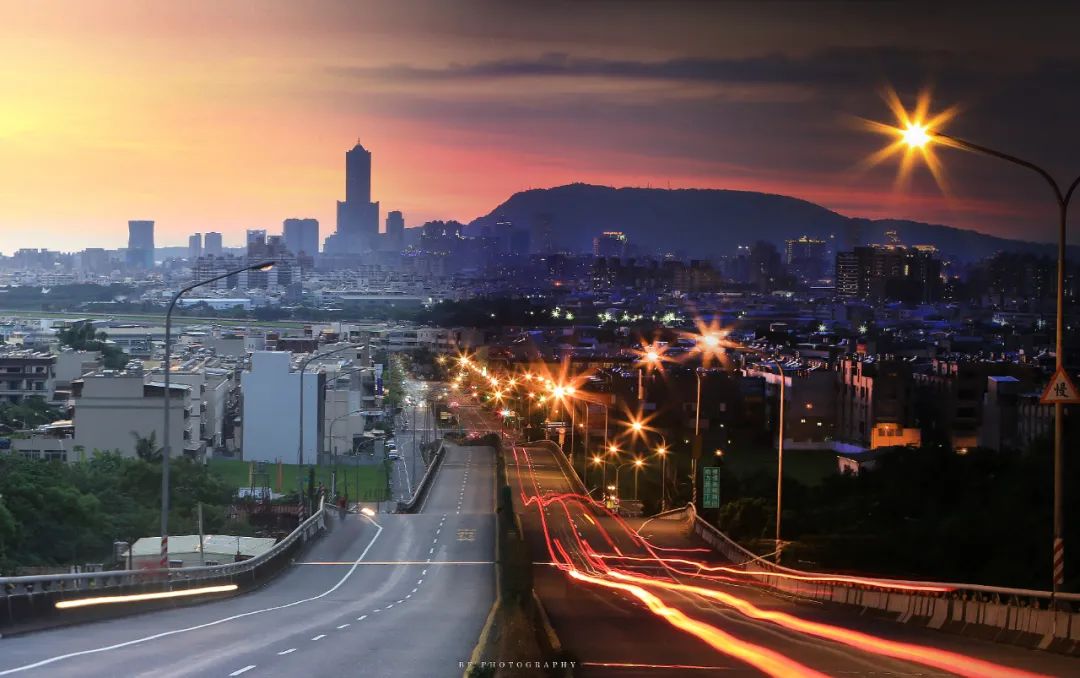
396, 441, 446, 513
677, 504, 1080, 655
0, 499, 328, 635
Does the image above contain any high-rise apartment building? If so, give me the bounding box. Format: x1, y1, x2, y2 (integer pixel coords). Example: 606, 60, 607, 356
593, 231, 628, 258
126, 220, 155, 269
785, 235, 827, 282
385, 211, 405, 250
203, 231, 223, 256
246, 230, 268, 257
834, 245, 943, 304
188, 233, 202, 260
283, 218, 320, 256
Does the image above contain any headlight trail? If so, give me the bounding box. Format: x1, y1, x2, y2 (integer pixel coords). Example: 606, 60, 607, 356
55, 584, 238, 609
566, 568, 830, 678
513, 443, 1050, 678
605, 570, 1048, 678
594, 553, 955, 593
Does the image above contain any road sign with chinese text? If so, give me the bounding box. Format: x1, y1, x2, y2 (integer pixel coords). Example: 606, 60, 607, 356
703, 467, 721, 509
1040, 367, 1080, 405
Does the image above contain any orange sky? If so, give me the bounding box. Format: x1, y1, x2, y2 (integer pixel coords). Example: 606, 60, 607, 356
1, 2, 1078, 252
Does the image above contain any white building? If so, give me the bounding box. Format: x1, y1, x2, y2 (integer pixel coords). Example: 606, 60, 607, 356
72, 371, 195, 459
240, 351, 324, 464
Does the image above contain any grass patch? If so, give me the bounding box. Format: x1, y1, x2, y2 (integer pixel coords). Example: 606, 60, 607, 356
208, 459, 389, 501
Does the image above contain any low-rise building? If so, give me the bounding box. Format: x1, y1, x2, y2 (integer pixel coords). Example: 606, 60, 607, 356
71, 371, 196, 458
0, 349, 56, 404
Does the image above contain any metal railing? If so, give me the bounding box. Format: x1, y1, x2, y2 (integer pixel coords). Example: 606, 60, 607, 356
1, 498, 327, 601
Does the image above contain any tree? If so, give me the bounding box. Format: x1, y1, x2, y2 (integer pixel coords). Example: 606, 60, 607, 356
57, 321, 129, 370
131, 431, 162, 463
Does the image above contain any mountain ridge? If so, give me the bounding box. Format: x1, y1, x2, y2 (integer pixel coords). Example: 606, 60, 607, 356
466, 183, 1062, 261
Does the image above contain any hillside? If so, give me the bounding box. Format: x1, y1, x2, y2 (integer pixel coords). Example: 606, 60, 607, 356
467, 183, 1059, 261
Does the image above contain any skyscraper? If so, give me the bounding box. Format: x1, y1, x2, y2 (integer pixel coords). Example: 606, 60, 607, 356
283, 218, 319, 255
188, 233, 202, 260
246, 229, 267, 257
593, 231, 628, 258
204, 232, 223, 256
385, 211, 404, 250
327, 141, 379, 254
126, 220, 154, 269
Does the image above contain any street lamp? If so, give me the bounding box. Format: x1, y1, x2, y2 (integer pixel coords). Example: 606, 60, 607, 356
655, 442, 669, 511
160, 260, 275, 570
889, 111, 1080, 593
297, 343, 364, 505
614, 459, 644, 501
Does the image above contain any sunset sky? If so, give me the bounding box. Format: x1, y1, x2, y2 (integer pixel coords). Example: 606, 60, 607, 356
1, 1, 1079, 251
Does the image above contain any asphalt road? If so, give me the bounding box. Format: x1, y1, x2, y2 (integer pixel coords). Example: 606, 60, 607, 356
0, 443, 495, 678
506, 436, 1080, 677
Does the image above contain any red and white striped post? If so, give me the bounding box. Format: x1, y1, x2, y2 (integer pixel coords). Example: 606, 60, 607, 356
160, 535, 169, 570
1054, 537, 1065, 587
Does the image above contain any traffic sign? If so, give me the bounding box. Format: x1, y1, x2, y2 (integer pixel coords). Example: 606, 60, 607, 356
1040, 367, 1080, 405
703, 467, 721, 509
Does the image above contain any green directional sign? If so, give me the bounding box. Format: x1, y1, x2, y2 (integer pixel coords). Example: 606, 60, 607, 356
703, 467, 720, 509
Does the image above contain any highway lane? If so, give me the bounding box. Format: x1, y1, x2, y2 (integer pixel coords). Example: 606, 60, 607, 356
0, 443, 495, 678
511, 440, 1080, 677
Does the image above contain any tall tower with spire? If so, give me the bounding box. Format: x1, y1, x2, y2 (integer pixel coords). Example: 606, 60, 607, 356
328, 140, 380, 254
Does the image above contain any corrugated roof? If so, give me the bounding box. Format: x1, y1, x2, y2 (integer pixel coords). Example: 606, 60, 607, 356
124, 535, 276, 558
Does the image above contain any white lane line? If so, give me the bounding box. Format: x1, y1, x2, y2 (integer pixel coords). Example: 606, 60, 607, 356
374, 608, 382, 612
412, 587, 419, 593
396, 599, 404, 604
429, 547, 435, 554
277, 649, 296, 656
421, 569, 427, 576
312, 634, 326, 641
358, 615, 368, 621
418, 578, 424, 585
386, 603, 395, 609
337, 623, 350, 629
405, 594, 412, 599
0, 515, 386, 677
229, 666, 256, 676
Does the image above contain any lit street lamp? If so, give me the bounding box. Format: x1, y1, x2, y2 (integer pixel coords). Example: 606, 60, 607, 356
160, 260, 275, 570
888, 111, 1079, 594
614, 458, 644, 501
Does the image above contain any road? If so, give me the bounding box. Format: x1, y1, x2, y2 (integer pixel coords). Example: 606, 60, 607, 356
0, 443, 495, 678
386, 379, 438, 506
500, 432, 1080, 676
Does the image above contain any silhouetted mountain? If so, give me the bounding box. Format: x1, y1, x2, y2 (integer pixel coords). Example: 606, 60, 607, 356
467, 183, 1062, 261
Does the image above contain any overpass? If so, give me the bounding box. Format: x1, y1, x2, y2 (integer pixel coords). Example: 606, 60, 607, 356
0, 443, 495, 678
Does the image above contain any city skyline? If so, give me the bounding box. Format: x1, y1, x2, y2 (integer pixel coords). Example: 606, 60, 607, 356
1, 2, 1079, 252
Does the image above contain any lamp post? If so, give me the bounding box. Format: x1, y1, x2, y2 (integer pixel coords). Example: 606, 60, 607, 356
614, 459, 643, 501
161, 260, 275, 570
896, 124, 1080, 593
297, 343, 363, 505
655, 440, 669, 511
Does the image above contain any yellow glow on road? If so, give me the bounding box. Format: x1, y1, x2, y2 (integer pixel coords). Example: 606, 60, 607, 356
55, 584, 238, 609
568, 570, 829, 678
608, 571, 1048, 678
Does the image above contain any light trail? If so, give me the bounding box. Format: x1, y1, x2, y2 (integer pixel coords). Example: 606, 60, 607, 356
594, 553, 955, 593
54, 584, 238, 609
567, 568, 829, 678
515, 442, 1050, 678
606, 570, 1049, 678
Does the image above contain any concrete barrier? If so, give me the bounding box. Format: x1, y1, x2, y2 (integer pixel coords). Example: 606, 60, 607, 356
396, 441, 446, 513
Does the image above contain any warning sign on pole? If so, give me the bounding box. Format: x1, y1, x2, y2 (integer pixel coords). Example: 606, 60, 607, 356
1040, 367, 1080, 405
